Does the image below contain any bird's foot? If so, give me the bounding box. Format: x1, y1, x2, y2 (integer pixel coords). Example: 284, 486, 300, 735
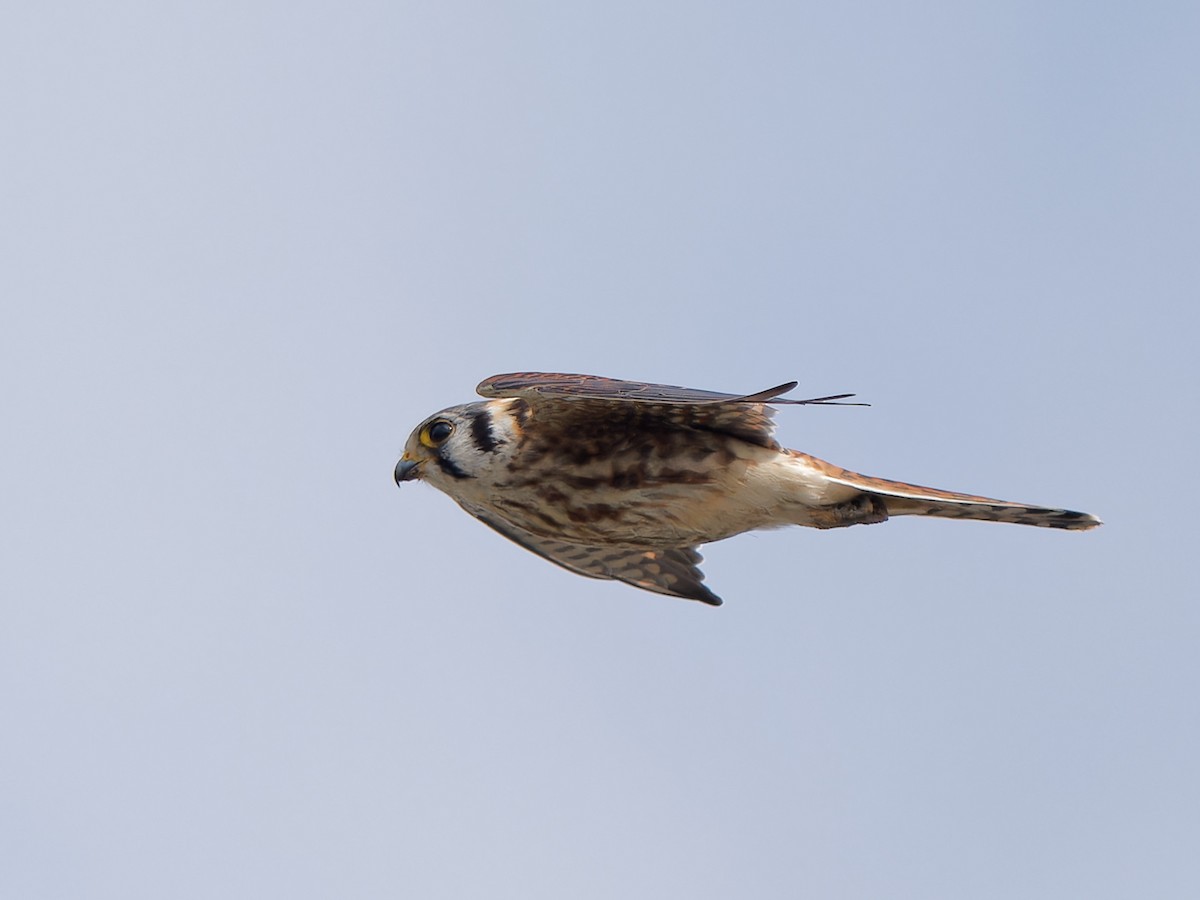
810, 494, 889, 529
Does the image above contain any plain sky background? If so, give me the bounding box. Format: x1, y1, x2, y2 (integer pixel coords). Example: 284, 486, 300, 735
3, 2, 1198, 897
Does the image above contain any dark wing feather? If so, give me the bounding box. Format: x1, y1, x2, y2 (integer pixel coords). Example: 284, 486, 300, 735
477, 372, 862, 449
477, 372, 862, 406
467, 509, 722, 606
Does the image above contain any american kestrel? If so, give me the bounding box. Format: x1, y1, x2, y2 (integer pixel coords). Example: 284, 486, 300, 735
394, 373, 1100, 605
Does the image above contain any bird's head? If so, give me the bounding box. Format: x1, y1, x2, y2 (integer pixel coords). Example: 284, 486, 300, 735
394, 400, 517, 490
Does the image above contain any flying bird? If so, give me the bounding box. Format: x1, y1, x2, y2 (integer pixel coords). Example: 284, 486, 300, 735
394, 372, 1100, 605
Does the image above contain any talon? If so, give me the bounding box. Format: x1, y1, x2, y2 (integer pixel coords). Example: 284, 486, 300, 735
810, 494, 890, 529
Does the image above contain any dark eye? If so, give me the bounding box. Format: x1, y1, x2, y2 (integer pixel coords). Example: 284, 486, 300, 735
421, 419, 454, 447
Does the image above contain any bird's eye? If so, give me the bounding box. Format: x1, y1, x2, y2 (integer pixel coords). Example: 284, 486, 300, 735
421, 419, 455, 447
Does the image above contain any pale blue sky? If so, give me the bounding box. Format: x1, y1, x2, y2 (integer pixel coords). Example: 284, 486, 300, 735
3, 2, 1198, 897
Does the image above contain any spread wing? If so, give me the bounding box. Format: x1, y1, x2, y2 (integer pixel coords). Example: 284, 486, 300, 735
477, 372, 863, 450
478, 372, 860, 406
467, 508, 722, 606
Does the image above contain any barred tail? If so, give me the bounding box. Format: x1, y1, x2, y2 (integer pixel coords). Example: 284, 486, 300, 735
798, 454, 1102, 531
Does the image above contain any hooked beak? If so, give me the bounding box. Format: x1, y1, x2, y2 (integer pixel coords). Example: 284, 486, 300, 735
394, 457, 421, 485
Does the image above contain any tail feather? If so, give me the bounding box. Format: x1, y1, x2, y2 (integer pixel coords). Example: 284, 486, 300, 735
802, 455, 1102, 531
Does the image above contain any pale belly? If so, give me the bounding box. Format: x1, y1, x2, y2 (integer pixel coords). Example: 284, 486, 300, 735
467, 444, 837, 547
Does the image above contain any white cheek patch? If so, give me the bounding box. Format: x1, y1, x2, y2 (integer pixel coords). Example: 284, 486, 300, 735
488, 400, 525, 445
